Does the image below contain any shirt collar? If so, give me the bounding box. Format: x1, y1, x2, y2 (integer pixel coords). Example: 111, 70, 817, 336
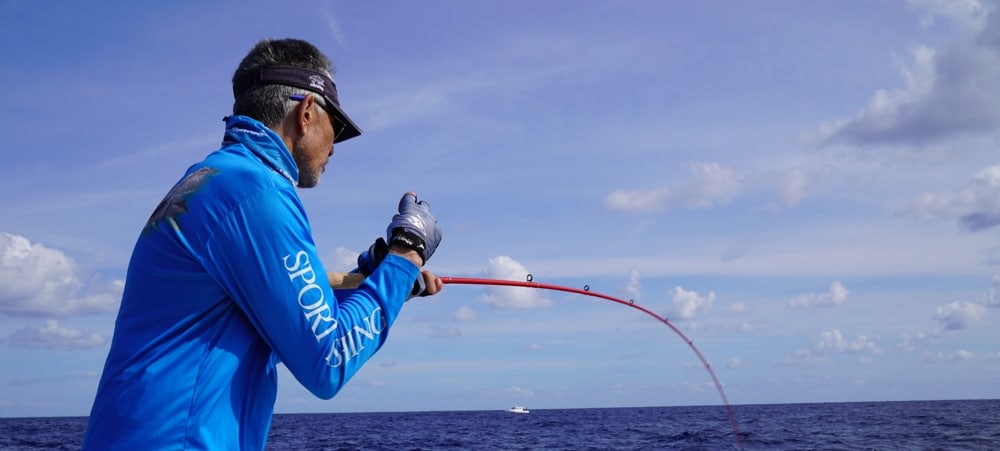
222, 115, 298, 184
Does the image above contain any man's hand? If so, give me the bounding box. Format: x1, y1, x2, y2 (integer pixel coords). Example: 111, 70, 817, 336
326, 270, 441, 297
386, 192, 441, 266
412, 270, 444, 298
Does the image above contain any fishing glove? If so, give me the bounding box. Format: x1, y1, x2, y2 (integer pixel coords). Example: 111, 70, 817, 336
356, 237, 389, 277
356, 236, 428, 298
386, 192, 441, 266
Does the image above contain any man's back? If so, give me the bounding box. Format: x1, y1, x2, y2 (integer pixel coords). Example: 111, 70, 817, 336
84, 135, 290, 450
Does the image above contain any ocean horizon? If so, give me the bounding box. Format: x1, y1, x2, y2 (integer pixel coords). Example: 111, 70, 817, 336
0, 398, 997, 450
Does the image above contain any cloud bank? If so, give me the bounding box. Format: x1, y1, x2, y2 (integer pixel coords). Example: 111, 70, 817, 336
0, 232, 121, 316
481, 256, 552, 309
898, 163, 1000, 231
817, 3, 1000, 146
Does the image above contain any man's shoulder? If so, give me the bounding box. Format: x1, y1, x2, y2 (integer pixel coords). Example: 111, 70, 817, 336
178, 146, 296, 212
195, 146, 289, 188
203, 145, 266, 173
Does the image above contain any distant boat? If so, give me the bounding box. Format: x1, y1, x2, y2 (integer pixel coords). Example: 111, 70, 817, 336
507, 405, 529, 414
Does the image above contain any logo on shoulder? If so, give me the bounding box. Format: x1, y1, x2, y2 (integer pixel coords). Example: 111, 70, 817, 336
145, 167, 219, 233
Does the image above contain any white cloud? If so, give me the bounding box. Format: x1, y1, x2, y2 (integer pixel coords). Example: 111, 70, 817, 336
815, 5, 1000, 146
781, 329, 879, 366
481, 256, 552, 309
986, 248, 1000, 266
0, 232, 120, 316
922, 349, 974, 364
897, 163, 1000, 231
7, 320, 105, 351
453, 305, 478, 321
623, 269, 641, 301
499, 386, 534, 398
327, 246, 360, 273
989, 273, 1000, 307
604, 162, 822, 216
319, 2, 348, 49
604, 186, 669, 213
776, 349, 831, 367
428, 325, 461, 338
365, 89, 450, 131
896, 330, 942, 352
726, 357, 746, 369
787, 281, 850, 308
668, 286, 715, 320
907, 0, 990, 30
934, 300, 986, 330
604, 162, 741, 213
778, 168, 811, 207
813, 329, 878, 353
680, 162, 742, 208
743, 166, 822, 213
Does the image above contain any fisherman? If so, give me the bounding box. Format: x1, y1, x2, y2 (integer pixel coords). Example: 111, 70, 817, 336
82, 38, 443, 450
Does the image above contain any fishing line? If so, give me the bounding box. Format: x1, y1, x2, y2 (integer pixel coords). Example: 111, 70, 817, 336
440, 274, 744, 450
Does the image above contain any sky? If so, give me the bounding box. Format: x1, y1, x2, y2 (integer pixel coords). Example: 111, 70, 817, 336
1, 0, 999, 419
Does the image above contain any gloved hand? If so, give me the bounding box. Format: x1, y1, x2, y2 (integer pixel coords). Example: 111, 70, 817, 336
353, 237, 430, 300
356, 237, 389, 277
356, 237, 428, 299
386, 192, 441, 266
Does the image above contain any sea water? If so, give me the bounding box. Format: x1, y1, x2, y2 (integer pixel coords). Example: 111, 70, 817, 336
0, 399, 997, 450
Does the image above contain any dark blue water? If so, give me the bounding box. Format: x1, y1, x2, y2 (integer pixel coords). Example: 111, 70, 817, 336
0, 399, 997, 450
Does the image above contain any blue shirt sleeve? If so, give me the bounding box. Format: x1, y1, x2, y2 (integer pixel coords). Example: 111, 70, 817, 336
200, 186, 419, 399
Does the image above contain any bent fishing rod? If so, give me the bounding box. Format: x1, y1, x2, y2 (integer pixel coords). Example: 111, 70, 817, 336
329, 272, 744, 450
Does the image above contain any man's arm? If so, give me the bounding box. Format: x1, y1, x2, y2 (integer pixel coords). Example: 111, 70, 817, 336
202, 189, 422, 399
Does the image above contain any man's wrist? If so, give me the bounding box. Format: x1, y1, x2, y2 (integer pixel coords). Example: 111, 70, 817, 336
388, 245, 423, 268
388, 229, 427, 264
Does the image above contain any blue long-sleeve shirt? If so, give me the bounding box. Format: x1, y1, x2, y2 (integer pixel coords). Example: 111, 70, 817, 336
83, 116, 418, 450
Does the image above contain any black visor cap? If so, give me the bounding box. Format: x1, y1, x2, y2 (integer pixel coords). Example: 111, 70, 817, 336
232, 66, 362, 143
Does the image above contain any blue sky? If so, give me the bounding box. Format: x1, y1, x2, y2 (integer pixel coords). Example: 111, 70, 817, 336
1, 0, 999, 418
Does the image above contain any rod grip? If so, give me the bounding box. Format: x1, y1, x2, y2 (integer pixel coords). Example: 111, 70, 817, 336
328, 272, 366, 289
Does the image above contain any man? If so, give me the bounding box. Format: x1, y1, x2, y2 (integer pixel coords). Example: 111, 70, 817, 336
82, 38, 443, 450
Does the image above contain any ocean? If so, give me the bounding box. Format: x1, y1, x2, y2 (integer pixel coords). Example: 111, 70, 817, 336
0, 399, 997, 450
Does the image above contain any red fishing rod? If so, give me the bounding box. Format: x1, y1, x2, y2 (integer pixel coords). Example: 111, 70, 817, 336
330, 271, 744, 449
439, 275, 744, 450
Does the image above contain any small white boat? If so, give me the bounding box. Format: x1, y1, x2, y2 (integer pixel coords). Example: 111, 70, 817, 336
507, 405, 530, 414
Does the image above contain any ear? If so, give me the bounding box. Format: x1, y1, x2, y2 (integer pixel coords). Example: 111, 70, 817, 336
295, 94, 320, 133
277, 94, 319, 150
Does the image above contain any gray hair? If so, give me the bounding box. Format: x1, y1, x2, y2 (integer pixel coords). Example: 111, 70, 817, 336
231, 39, 334, 127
